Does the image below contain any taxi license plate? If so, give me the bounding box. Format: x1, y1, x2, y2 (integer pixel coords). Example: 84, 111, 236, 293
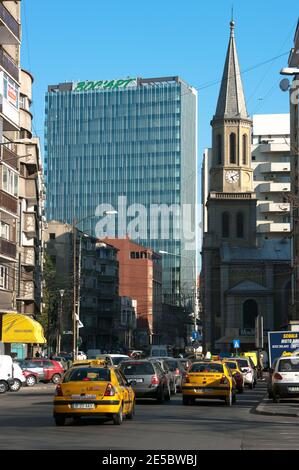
71, 403, 95, 409
194, 388, 213, 392
288, 387, 299, 392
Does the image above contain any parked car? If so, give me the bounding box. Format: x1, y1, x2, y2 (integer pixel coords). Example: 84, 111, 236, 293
235, 357, 255, 389
119, 360, 171, 402
22, 369, 39, 387
18, 359, 64, 384
268, 355, 299, 402
9, 362, 26, 391
148, 357, 177, 394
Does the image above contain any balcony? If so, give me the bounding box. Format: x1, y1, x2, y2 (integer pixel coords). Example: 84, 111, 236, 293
0, 47, 19, 81
19, 108, 32, 137
260, 202, 290, 213
0, 237, 16, 259
259, 142, 290, 153
0, 3, 20, 45
22, 247, 35, 267
18, 280, 35, 301
1, 144, 18, 170
20, 69, 33, 101
0, 189, 18, 213
257, 223, 291, 233
259, 182, 291, 193
24, 212, 37, 237
19, 178, 37, 203
260, 162, 290, 173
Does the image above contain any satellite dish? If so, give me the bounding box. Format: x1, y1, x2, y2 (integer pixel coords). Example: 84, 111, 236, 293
279, 78, 290, 92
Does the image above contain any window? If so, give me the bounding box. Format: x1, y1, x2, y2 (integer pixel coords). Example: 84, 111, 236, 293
0, 221, 10, 240
3, 72, 19, 109
2, 165, 18, 197
236, 212, 244, 238
222, 212, 230, 238
216, 134, 222, 164
252, 155, 256, 161
230, 133, 236, 164
243, 299, 258, 329
49, 233, 56, 240
242, 134, 248, 165
0, 265, 8, 289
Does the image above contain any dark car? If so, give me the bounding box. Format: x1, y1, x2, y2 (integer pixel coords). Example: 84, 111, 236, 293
119, 360, 170, 402
18, 359, 64, 384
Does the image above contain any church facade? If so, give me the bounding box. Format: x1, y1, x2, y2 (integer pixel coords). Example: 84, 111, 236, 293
201, 21, 291, 352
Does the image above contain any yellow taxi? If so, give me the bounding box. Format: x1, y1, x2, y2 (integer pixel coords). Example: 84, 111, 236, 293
71, 359, 107, 368
182, 360, 236, 406
53, 361, 135, 426
222, 359, 244, 393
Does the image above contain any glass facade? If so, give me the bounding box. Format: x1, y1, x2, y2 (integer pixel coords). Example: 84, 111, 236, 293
45, 77, 197, 304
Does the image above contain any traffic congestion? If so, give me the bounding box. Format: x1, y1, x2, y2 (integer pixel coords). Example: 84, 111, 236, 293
3, 347, 298, 427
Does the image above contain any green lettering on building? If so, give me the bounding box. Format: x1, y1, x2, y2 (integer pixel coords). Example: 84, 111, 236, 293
73, 78, 136, 92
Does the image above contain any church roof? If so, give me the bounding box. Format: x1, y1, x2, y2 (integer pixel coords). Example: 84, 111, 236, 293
227, 280, 271, 294
214, 21, 248, 120
221, 239, 291, 262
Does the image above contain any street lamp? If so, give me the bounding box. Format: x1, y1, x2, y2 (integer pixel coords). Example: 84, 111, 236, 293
56, 289, 65, 354
158, 250, 199, 333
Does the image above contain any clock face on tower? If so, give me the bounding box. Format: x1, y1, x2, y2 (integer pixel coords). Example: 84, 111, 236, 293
225, 170, 240, 184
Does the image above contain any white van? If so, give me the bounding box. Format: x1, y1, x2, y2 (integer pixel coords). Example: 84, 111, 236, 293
0, 355, 15, 393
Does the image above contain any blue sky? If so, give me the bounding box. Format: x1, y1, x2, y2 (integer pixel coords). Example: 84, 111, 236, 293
21, 0, 298, 173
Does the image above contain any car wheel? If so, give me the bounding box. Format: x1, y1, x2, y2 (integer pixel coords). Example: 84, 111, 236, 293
249, 383, 254, 390
26, 375, 37, 387
54, 416, 65, 426
113, 405, 123, 425
126, 401, 135, 420
238, 387, 243, 394
9, 379, 22, 392
171, 382, 177, 395
165, 385, 171, 401
273, 395, 280, 403
0, 381, 8, 394
51, 374, 61, 384
182, 395, 190, 405
157, 387, 165, 403
225, 392, 232, 406
232, 392, 237, 404
268, 391, 273, 399
73, 416, 81, 423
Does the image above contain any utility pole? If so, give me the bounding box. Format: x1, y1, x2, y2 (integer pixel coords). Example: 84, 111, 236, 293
56, 289, 65, 354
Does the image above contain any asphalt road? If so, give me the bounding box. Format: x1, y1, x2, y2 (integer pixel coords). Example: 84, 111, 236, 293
0, 382, 298, 450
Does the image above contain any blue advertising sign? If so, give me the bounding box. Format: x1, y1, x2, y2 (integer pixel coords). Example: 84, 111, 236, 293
268, 331, 299, 365
233, 339, 240, 349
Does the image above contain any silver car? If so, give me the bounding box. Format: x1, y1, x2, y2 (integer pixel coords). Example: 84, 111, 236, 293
149, 358, 177, 395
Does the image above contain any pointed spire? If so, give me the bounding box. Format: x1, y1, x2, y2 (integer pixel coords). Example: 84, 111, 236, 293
214, 20, 248, 120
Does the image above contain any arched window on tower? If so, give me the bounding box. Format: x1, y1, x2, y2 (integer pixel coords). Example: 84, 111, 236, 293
229, 132, 236, 164
243, 299, 258, 329
242, 134, 248, 165
222, 212, 230, 238
217, 134, 222, 164
236, 212, 244, 238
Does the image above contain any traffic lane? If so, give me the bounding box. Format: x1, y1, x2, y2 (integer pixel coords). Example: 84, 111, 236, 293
0, 384, 298, 450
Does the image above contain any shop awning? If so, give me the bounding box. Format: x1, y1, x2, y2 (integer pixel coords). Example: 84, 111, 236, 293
0, 312, 46, 344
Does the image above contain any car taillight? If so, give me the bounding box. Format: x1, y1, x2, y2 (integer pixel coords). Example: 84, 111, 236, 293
220, 375, 229, 384
184, 374, 190, 383
274, 373, 283, 380
55, 384, 63, 396
175, 368, 180, 376
151, 375, 159, 385
104, 383, 116, 396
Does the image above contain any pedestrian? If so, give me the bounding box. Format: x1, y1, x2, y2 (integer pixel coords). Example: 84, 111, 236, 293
35, 351, 40, 358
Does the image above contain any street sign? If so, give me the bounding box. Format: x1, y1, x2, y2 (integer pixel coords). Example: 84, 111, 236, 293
192, 331, 199, 340
233, 339, 240, 349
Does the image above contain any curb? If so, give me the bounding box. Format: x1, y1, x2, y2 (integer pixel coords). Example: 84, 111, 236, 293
254, 396, 299, 418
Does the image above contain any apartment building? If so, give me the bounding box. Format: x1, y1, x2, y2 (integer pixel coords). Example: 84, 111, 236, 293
252, 114, 291, 243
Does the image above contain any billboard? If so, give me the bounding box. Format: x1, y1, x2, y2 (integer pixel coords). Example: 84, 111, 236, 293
268, 331, 299, 365
73, 78, 137, 92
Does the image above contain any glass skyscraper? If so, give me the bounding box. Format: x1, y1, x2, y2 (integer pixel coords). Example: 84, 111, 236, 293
45, 76, 197, 304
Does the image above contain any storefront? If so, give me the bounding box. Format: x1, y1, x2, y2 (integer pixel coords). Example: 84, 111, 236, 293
0, 312, 46, 358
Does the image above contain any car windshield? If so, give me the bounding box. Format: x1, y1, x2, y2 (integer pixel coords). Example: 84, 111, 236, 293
278, 359, 299, 372
225, 362, 237, 370
121, 363, 154, 376
165, 360, 179, 371
190, 363, 224, 373
112, 356, 127, 366
64, 367, 111, 382
237, 359, 249, 368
